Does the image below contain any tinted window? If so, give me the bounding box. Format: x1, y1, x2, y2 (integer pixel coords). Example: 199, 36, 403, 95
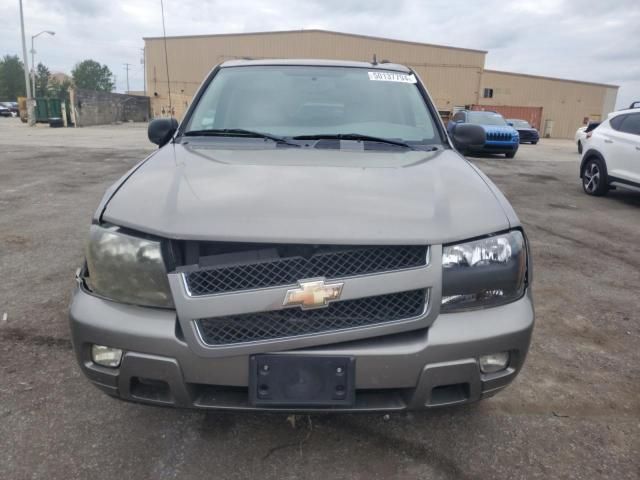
609, 115, 625, 131
509, 119, 531, 128
467, 111, 507, 126
618, 113, 640, 135
186, 66, 442, 144
585, 122, 600, 133
452, 112, 464, 122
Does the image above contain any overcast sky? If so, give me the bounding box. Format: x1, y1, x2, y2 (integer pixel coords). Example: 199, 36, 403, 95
2, 0, 638, 108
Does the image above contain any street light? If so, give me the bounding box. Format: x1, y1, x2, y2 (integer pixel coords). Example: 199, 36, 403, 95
30, 30, 55, 97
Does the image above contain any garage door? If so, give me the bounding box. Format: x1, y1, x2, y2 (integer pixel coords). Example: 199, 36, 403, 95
471, 105, 543, 130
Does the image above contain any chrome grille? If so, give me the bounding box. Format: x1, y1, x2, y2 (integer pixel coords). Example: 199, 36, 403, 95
487, 131, 512, 141
185, 245, 428, 296
196, 289, 428, 345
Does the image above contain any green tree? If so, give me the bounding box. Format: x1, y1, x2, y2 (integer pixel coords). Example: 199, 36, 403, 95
71, 59, 114, 92
0, 55, 26, 100
35, 62, 50, 97
48, 77, 72, 100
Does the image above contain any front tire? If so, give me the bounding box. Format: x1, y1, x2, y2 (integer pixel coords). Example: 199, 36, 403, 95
582, 157, 608, 196
505, 150, 517, 158
531, 141, 538, 145
577, 141, 583, 154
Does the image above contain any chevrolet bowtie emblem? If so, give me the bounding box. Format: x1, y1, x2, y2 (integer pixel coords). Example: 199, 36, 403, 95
283, 279, 344, 309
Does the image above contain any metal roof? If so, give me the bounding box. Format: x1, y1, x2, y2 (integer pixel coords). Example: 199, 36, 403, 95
484, 69, 619, 89
143, 28, 487, 55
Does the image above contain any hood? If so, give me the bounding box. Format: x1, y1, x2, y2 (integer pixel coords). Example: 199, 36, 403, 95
101, 143, 513, 245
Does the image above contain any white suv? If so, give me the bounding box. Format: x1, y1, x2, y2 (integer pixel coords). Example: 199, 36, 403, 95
580, 107, 640, 196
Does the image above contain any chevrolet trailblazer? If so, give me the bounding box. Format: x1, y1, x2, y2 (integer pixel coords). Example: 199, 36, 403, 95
70, 59, 534, 411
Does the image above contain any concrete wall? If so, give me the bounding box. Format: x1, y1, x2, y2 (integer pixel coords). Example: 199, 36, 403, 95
479, 70, 618, 138
70, 88, 150, 127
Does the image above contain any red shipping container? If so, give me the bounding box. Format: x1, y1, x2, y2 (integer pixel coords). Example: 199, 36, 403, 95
471, 105, 543, 131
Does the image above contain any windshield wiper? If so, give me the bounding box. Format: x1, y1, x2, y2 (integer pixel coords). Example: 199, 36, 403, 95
292, 133, 416, 150
183, 128, 300, 147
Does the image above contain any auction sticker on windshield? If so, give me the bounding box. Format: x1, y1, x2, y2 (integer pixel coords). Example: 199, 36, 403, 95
368, 71, 417, 83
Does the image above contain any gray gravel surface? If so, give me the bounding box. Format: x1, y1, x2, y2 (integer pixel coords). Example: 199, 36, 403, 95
1, 119, 638, 479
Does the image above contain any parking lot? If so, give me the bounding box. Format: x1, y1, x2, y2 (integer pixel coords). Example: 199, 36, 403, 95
1, 118, 638, 479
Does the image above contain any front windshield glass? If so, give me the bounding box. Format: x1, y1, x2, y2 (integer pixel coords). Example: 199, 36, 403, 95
467, 111, 508, 126
510, 119, 531, 128
185, 66, 442, 145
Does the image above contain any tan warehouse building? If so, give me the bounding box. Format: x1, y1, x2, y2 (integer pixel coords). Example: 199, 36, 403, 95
143, 29, 618, 139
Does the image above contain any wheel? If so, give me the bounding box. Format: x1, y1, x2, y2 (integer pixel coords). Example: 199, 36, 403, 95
531, 141, 538, 145
577, 140, 583, 154
582, 157, 608, 196
505, 150, 517, 158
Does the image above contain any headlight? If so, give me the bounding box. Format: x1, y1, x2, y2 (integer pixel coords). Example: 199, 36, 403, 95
85, 225, 173, 308
441, 230, 527, 312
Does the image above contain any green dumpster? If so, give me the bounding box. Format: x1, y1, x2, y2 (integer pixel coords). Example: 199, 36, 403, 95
34, 97, 62, 123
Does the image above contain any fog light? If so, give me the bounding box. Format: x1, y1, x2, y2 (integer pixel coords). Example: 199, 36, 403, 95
91, 344, 123, 368
479, 352, 510, 373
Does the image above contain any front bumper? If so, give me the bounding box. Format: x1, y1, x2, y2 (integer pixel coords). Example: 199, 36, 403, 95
518, 133, 539, 143
470, 141, 519, 154
69, 286, 534, 412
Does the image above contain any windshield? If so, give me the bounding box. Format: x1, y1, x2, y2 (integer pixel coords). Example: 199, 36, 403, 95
185, 66, 442, 145
509, 119, 531, 128
467, 111, 508, 126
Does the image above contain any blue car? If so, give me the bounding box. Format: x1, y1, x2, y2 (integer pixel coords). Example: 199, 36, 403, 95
448, 110, 519, 158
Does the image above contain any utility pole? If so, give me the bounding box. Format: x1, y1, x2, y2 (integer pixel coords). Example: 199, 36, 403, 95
123, 63, 131, 94
30, 40, 35, 98
141, 48, 146, 96
18, 0, 34, 125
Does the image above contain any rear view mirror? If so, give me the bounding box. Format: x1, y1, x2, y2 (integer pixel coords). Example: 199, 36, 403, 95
148, 118, 179, 147
451, 124, 486, 150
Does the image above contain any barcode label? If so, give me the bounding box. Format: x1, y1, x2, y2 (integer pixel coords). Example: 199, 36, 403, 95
368, 72, 417, 83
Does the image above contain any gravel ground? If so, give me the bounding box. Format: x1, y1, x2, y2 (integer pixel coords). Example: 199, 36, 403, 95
1, 118, 639, 479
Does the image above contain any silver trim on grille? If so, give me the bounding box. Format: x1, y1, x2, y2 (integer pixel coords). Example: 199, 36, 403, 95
166, 244, 442, 358
181, 246, 431, 298
193, 289, 431, 347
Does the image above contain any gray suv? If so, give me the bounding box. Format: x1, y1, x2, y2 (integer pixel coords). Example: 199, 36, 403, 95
70, 59, 534, 411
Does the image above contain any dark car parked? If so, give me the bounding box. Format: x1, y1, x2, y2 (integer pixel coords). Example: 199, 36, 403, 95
0, 102, 18, 117
507, 119, 539, 144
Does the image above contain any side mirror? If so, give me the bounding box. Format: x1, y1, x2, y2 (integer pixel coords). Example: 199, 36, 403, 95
451, 123, 486, 150
148, 117, 178, 146
507, 122, 514, 126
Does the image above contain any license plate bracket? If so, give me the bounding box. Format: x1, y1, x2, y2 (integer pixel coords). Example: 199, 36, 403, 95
249, 355, 355, 407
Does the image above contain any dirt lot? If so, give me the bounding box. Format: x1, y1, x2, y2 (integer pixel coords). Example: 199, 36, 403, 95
1, 118, 639, 479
